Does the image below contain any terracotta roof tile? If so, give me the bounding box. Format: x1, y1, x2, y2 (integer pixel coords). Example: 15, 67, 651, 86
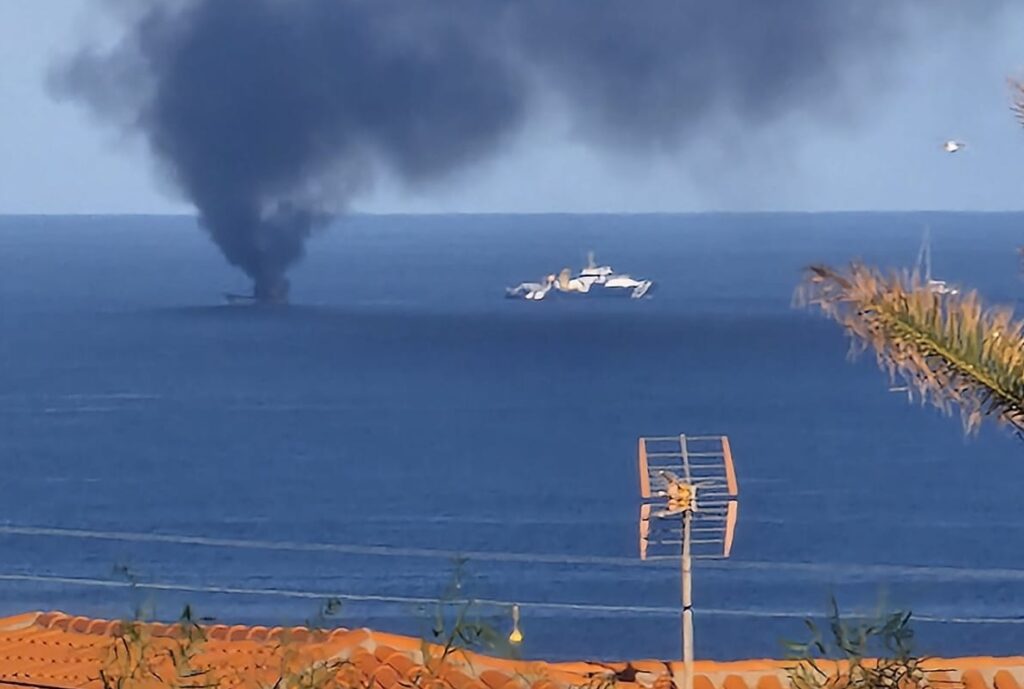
964, 669, 990, 689
755, 675, 786, 689
652, 675, 676, 689
372, 663, 402, 688
629, 661, 672, 675
438, 666, 478, 689
546, 668, 604, 686
995, 671, 1022, 689
6, 611, 1024, 689
694, 674, 718, 689
0, 612, 41, 631
386, 650, 418, 677
724, 674, 750, 689
353, 646, 382, 676
478, 669, 513, 689
548, 661, 609, 676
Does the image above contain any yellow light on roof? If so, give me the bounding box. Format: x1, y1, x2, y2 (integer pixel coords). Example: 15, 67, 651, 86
508, 604, 523, 645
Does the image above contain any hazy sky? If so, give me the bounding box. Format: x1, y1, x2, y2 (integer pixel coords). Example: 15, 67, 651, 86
4, 1, 1024, 214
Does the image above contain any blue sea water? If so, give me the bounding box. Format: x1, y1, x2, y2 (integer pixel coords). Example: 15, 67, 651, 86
2, 212, 1024, 661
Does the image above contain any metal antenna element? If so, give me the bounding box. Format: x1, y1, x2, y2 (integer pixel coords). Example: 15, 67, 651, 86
637, 435, 740, 689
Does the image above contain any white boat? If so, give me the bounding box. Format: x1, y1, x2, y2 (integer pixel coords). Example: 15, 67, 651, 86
506, 253, 654, 301
916, 227, 959, 295
504, 276, 556, 301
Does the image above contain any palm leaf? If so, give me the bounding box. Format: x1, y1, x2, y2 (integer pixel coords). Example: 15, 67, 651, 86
795, 262, 1024, 437
1009, 81, 1024, 266
1010, 79, 1024, 127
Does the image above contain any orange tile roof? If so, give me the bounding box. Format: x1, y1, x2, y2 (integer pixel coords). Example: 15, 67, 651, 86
1, 611, 1023, 689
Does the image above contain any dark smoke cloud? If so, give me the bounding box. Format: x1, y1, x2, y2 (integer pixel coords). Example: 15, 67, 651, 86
56, 1, 525, 300
508, 3, 899, 147
51, 1, 985, 300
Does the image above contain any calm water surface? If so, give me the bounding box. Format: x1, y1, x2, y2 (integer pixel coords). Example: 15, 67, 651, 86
2, 213, 1024, 660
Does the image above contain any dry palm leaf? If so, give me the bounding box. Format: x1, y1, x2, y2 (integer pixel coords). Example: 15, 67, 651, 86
795, 263, 1024, 437
1011, 78, 1024, 127
1010, 80, 1024, 263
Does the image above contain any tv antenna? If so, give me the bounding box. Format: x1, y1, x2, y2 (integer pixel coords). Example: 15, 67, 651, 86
638, 435, 740, 689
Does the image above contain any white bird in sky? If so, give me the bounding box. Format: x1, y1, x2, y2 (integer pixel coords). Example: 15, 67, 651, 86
942, 140, 967, 153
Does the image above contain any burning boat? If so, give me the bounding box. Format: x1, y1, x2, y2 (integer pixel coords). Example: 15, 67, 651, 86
224, 278, 290, 305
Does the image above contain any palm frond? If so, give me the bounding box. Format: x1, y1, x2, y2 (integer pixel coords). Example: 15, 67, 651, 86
1009, 82, 1024, 265
1010, 79, 1024, 128
795, 263, 1024, 437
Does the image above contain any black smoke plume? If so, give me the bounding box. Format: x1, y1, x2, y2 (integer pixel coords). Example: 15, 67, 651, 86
52, 1, 974, 301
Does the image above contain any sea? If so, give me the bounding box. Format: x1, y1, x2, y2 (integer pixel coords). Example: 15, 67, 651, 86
2, 212, 1024, 662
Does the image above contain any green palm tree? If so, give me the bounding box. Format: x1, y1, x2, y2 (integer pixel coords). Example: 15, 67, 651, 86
795, 263, 1024, 437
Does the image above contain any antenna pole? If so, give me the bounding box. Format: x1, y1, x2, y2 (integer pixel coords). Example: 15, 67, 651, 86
681, 510, 694, 689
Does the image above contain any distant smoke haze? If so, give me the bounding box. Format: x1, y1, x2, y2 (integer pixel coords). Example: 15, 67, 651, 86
51, 1, 997, 301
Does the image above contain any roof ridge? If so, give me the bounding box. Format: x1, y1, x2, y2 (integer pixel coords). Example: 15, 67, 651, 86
14, 610, 354, 642
0, 611, 46, 632
6, 611, 1024, 673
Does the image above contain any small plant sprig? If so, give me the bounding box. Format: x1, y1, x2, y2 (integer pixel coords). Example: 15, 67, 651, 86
169, 605, 217, 689
269, 654, 361, 689
99, 616, 161, 689
304, 597, 344, 634
267, 598, 360, 689
99, 605, 215, 689
419, 559, 515, 675
785, 599, 937, 689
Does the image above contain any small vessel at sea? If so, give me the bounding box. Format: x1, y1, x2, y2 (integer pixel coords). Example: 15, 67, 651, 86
224, 292, 263, 306
506, 252, 654, 301
224, 279, 290, 305
916, 227, 958, 295
224, 292, 289, 305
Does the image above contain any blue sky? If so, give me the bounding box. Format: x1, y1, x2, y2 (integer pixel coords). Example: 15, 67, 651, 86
3, 1, 1024, 214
